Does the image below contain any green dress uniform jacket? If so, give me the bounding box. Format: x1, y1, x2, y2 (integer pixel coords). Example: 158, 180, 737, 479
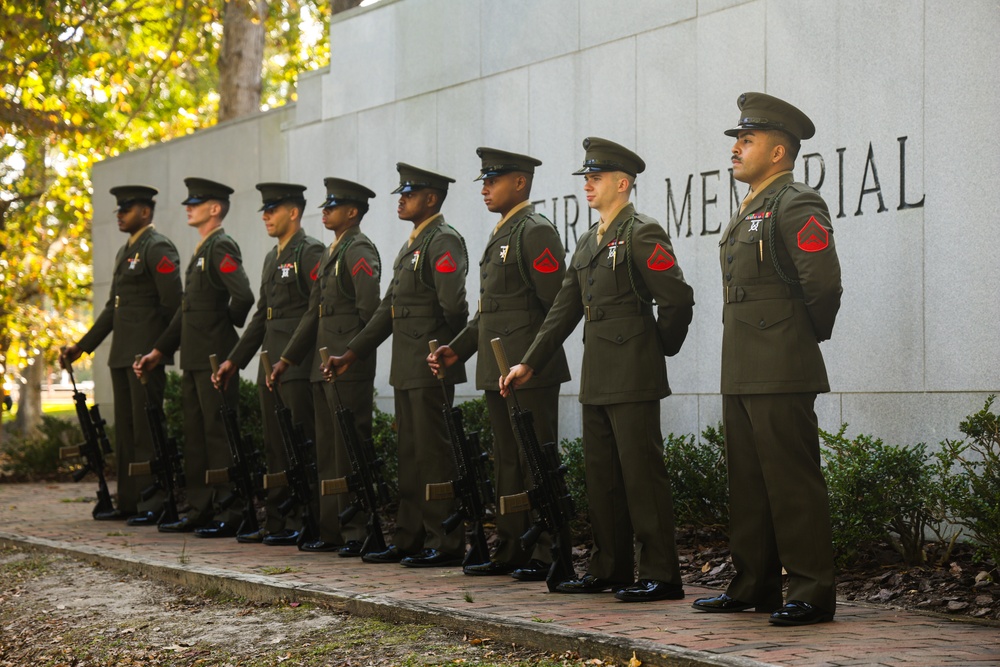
719, 174, 842, 394
281, 225, 382, 544
449, 205, 569, 389
346, 214, 469, 556
448, 204, 569, 566
154, 229, 255, 366
226, 227, 325, 534
152, 227, 254, 523
521, 203, 695, 584
522, 203, 693, 402
348, 215, 468, 387
77, 226, 182, 515
228, 228, 325, 381
282, 226, 381, 383
78, 227, 182, 367
718, 171, 842, 613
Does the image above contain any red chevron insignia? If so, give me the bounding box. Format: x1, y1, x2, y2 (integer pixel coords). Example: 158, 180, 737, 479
156, 257, 176, 274
434, 252, 457, 273
797, 216, 829, 252
352, 257, 373, 277
219, 254, 238, 274
532, 248, 559, 274
309, 260, 320, 281
646, 243, 675, 271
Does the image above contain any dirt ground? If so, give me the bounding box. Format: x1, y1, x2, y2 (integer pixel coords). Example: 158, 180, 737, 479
0, 547, 603, 667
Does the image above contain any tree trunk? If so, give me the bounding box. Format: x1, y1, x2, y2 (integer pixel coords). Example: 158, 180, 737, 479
217, 0, 268, 123
12, 352, 44, 438
331, 0, 364, 13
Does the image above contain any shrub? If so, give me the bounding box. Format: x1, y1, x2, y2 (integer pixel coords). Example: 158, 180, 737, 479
362, 395, 495, 509
934, 395, 1000, 566
821, 425, 945, 566
164, 370, 262, 451
457, 395, 495, 485
370, 395, 399, 503
663, 423, 728, 532
0, 415, 86, 480
559, 436, 587, 520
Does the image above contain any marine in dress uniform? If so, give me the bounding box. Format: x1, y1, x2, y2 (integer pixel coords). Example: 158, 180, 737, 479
271, 178, 382, 554
135, 178, 255, 535
61, 185, 182, 525
327, 163, 469, 568
215, 183, 325, 545
429, 148, 570, 581
502, 138, 695, 602
691, 93, 842, 626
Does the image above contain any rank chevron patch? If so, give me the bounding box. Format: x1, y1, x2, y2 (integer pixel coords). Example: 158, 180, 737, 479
310, 261, 320, 281
352, 257, 373, 277
219, 254, 239, 274
434, 251, 457, 273
646, 243, 675, 271
797, 216, 829, 252
532, 248, 560, 273
156, 257, 177, 274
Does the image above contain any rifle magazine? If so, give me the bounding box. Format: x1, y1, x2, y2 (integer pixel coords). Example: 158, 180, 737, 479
425, 481, 455, 501
499, 491, 532, 515
205, 468, 231, 485
129, 461, 152, 476
263, 472, 288, 489
59, 445, 82, 459
321, 477, 350, 496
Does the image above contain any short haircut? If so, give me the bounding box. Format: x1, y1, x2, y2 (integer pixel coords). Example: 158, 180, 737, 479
771, 130, 801, 162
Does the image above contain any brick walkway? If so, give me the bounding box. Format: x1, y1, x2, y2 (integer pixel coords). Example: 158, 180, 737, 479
1, 482, 997, 667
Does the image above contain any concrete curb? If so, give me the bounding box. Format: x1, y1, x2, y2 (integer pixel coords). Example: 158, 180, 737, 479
1, 531, 774, 667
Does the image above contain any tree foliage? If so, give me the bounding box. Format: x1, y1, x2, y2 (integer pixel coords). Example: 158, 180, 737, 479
0, 0, 352, 435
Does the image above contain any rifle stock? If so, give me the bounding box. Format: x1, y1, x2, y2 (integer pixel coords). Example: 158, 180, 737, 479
209, 354, 265, 535
261, 351, 320, 548
426, 340, 491, 567
491, 337, 576, 591
133, 355, 184, 524
62, 362, 115, 519
318, 347, 389, 556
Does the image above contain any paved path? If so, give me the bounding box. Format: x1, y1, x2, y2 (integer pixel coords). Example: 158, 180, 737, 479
1, 482, 997, 667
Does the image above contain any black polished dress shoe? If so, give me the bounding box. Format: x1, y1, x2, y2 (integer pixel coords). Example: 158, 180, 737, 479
511, 559, 550, 582
554, 574, 625, 594
125, 511, 159, 526
299, 540, 341, 552
262, 529, 300, 546
463, 560, 515, 576
400, 548, 464, 568
615, 579, 685, 602
193, 521, 238, 538
768, 600, 834, 626
94, 509, 126, 521
158, 516, 204, 533
362, 544, 408, 564
338, 540, 364, 557
236, 528, 266, 544
692, 593, 777, 613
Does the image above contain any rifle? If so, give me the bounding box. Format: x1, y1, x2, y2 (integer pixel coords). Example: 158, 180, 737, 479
58, 361, 115, 519
424, 339, 491, 567
127, 354, 184, 524
204, 354, 265, 535
260, 351, 320, 548
491, 337, 576, 591
317, 347, 389, 556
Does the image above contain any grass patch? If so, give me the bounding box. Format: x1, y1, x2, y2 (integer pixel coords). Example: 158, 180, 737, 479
259, 566, 300, 575
0, 553, 52, 577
